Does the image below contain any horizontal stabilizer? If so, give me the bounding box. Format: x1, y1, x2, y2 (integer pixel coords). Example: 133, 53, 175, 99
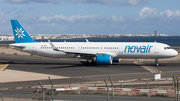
9, 44, 25, 49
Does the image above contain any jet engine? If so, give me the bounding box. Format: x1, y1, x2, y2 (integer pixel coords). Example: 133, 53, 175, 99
95, 54, 112, 65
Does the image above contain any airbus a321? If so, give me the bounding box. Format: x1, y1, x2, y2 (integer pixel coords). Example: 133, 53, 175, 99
9, 20, 178, 66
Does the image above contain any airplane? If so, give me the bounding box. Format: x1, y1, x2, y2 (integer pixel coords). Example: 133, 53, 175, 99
9, 20, 178, 66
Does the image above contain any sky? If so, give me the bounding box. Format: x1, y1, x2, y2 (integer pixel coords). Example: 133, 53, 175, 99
0, 0, 180, 35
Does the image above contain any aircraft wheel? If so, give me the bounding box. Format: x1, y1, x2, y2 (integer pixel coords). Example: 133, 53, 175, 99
155, 63, 159, 66
91, 61, 96, 65
155, 59, 159, 66
84, 62, 91, 66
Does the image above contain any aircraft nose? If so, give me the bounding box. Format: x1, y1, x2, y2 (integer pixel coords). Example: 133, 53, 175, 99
173, 49, 178, 56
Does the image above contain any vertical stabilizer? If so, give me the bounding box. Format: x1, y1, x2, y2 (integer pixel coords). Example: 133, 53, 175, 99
11, 20, 37, 43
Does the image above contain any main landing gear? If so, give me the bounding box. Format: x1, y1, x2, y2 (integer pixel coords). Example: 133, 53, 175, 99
84, 59, 96, 66
84, 61, 91, 66
155, 58, 159, 66
84, 59, 92, 66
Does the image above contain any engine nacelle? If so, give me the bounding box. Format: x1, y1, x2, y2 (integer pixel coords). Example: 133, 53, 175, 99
96, 54, 112, 65
113, 58, 121, 62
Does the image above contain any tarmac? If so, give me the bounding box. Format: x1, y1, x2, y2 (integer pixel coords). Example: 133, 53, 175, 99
0, 47, 180, 101
0, 53, 179, 89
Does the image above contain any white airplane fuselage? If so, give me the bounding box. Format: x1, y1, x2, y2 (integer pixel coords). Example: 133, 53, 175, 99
10, 42, 178, 59
9, 20, 178, 65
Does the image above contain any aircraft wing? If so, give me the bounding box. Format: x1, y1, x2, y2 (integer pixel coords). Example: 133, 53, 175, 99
48, 40, 96, 55
64, 51, 96, 55
48, 40, 117, 57
48, 40, 64, 52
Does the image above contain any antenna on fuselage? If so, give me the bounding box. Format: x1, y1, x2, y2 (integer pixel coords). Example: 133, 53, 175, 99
154, 41, 156, 43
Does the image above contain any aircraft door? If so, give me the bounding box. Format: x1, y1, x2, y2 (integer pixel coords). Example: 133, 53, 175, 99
154, 45, 159, 53
32, 44, 37, 54
119, 46, 123, 53
76, 45, 81, 51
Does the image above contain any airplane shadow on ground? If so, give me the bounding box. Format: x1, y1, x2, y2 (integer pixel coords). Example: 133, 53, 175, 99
0, 61, 161, 66
0, 61, 169, 69
0, 61, 76, 65
44, 62, 150, 69
0, 61, 112, 68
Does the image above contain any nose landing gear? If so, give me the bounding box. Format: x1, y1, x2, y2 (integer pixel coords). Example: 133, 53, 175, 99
155, 59, 159, 66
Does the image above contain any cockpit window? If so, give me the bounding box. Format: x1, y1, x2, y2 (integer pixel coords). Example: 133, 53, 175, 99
164, 47, 172, 50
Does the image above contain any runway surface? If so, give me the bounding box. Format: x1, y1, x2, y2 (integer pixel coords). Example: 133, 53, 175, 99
0, 54, 180, 88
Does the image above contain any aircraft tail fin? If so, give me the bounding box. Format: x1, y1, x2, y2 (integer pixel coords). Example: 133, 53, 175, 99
11, 20, 37, 43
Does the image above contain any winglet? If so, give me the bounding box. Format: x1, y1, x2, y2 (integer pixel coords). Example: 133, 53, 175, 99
86, 39, 89, 42
48, 40, 64, 52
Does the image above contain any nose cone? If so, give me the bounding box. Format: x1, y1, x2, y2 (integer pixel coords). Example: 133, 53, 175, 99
172, 49, 178, 57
